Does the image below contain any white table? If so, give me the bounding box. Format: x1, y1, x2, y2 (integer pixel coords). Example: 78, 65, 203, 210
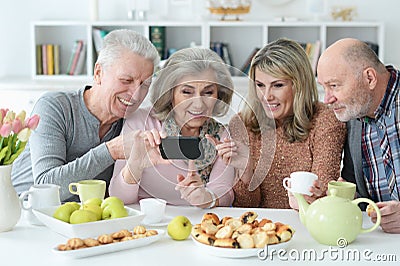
0, 205, 398, 266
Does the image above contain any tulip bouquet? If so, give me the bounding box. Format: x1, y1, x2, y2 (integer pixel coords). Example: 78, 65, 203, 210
0, 109, 40, 165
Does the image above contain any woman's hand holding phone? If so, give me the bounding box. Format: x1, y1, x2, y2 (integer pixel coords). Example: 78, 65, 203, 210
206, 134, 249, 170
123, 129, 169, 184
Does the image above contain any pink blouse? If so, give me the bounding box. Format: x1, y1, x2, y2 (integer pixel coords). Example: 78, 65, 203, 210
109, 107, 235, 206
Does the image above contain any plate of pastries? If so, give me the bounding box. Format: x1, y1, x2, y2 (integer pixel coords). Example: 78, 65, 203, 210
52, 225, 163, 259
191, 211, 295, 258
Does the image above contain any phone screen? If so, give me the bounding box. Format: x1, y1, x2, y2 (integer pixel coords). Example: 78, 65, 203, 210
159, 136, 204, 160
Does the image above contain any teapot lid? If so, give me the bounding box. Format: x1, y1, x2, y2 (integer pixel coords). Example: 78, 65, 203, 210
322, 188, 350, 203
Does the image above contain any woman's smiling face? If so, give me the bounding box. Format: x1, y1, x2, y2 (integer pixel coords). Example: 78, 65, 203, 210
172, 69, 219, 136
255, 68, 294, 125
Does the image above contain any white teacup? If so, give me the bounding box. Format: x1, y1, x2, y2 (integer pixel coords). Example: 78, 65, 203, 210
283, 171, 318, 196
19, 184, 61, 225
139, 198, 167, 224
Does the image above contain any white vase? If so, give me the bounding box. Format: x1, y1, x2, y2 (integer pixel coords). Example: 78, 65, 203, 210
0, 164, 21, 232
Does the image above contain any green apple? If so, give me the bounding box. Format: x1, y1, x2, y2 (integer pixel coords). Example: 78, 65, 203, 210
101, 205, 128, 220
53, 203, 80, 223
80, 204, 102, 220
101, 196, 124, 209
84, 198, 102, 207
64, 202, 81, 211
69, 209, 98, 224
167, 216, 192, 240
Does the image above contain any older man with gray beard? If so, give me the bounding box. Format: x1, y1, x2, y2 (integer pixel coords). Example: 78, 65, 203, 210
317, 38, 400, 233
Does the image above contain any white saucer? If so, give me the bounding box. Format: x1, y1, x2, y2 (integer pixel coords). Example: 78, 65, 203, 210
141, 215, 174, 227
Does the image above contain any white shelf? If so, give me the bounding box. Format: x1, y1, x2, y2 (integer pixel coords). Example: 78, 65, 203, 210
31, 20, 384, 81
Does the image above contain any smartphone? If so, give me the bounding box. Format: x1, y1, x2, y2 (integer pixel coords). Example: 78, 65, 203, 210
159, 136, 204, 160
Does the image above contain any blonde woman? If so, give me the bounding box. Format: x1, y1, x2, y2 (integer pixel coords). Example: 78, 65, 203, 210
212, 38, 346, 208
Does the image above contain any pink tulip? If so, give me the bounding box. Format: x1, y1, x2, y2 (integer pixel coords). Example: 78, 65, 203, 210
12, 118, 23, 134
0, 108, 8, 122
25, 114, 40, 130
0, 122, 12, 137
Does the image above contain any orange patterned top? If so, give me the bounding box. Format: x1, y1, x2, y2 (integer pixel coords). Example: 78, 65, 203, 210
230, 103, 347, 209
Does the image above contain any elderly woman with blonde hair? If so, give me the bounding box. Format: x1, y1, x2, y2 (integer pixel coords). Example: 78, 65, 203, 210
109, 47, 236, 209
212, 38, 347, 209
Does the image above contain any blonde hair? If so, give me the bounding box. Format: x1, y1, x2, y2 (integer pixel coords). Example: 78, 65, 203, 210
149, 48, 234, 121
241, 38, 318, 142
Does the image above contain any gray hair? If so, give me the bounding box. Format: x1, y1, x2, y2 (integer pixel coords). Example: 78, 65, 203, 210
96, 29, 160, 69
150, 47, 234, 121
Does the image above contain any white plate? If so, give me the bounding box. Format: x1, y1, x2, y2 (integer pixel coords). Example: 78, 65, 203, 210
52, 229, 164, 259
191, 237, 291, 258
33, 206, 145, 239
141, 215, 174, 227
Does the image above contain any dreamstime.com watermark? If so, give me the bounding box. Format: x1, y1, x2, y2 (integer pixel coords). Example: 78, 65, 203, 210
257, 238, 398, 262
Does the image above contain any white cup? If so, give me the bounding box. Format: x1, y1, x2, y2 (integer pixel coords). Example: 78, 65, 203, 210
282, 171, 318, 196
19, 184, 61, 225
139, 198, 167, 224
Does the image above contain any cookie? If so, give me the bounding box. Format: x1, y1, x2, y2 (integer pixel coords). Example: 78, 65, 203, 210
97, 234, 114, 244
57, 244, 72, 251
145, 230, 158, 237
240, 211, 258, 224
275, 223, 294, 243
202, 213, 220, 225
214, 238, 239, 248
252, 231, 268, 248
236, 233, 255, 249
112, 229, 132, 239
83, 238, 100, 247
225, 218, 243, 231
191, 224, 216, 246
67, 238, 84, 249
133, 225, 146, 235
215, 225, 234, 239
201, 219, 219, 235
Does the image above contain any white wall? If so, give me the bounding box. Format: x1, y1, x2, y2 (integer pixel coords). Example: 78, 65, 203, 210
0, 0, 399, 78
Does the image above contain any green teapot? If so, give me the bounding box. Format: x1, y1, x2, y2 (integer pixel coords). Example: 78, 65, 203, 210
294, 188, 381, 246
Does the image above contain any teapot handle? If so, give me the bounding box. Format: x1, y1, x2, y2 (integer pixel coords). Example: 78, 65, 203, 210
352, 198, 381, 234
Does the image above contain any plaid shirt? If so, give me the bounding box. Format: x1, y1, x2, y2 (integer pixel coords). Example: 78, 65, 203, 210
361, 66, 400, 202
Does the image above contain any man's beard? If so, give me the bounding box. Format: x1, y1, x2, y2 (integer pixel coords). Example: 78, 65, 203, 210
334, 84, 374, 122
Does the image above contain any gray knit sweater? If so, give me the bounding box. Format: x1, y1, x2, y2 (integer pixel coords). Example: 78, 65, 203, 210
11, 86, 123, 201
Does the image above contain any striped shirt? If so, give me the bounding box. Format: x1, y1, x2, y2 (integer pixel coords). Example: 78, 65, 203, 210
361, 66, 400, 201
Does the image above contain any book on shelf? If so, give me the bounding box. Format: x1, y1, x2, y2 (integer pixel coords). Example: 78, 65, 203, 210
299, 40, 321, 75
73, 43, 86, 75
150, 26, 165, 60
240, 47, 260, 75
35, 43, 60, 75
53, 44, 60, 75
46, 44, 54, 75
210, 42, 234, 73
42, 44, 48, 75
66, 40, 85, 75
36, 44, 42, 75
221, 43, 233, 67
92, 28, 109, 57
